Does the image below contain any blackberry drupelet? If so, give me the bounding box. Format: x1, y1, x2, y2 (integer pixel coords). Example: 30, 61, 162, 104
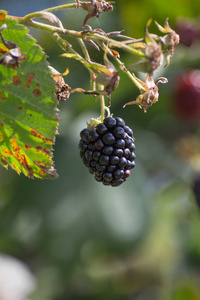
78, 117, 136, 187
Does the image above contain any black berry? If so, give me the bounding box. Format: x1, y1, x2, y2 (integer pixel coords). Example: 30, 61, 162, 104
94, 139, 104, 150
115, 117, 125, 127
89, 129, 99, 141
124, 125, 133, 137
103, 133, 115, 145
103, 117, 116, 128
99, 155, 110, 166
115, 139, 125, 149
110, 155, 119, 165
103, 146, 113, 155
113, 127, 125, 139
96, 123, 107, 135
113, 148, 123, 157
79, 117, 136, 187
80, 128, 90, 143
93, 151, 101, 161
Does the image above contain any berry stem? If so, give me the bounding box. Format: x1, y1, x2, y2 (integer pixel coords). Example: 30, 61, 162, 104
114, 57, 146, 92
98, 42, 146, 92
98, 85, 110, 122
52, 32, 71, 51
43, 3, 78, 12
78, 38, 90, 61
78, 38, 96, 91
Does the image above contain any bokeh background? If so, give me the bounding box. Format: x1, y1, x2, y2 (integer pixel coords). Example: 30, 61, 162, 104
1, 0, 200, 299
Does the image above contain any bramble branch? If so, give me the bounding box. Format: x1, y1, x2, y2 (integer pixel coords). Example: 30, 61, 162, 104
7, 0, 179, 113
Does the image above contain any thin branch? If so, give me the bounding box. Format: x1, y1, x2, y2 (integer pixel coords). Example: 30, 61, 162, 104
43, 3, 78, 12
78, 38, 91, 61
98, 41, 146, 92
78, 38, 96, 91
16, 16, 147, 93
18, 18, 145, 58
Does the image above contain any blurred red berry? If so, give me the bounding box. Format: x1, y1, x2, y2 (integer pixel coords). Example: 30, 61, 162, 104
173, 69, 200, 122
175, 18, 199, 47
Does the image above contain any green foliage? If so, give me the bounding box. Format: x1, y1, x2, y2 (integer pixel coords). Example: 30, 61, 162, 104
0, 12, 58, 179
119, 0, 200, 37
0, 1, 200, 300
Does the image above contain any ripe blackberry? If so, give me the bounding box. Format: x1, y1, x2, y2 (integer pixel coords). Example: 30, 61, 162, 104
79, 117, 136, 187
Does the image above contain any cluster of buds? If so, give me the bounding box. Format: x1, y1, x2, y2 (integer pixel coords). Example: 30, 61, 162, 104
123, 18, 179, 112
65, 15, 179, 112
4, 1, 179, 114
65, 13, 179, 113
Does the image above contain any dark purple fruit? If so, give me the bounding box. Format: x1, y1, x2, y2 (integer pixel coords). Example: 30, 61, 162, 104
79, 117, 136, 187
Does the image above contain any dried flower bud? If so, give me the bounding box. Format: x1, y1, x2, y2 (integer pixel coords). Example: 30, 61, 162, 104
145, 43, 163, 74
129, 19, 164, 75
155, 18, 180, 66
0, 25, 26, 67
30, 11, 65, 33
0, 52, 22, 67
95, 50, 120, 105
123, 75, 168, 112
104, 70, 120, 95
49, 66, 71, 102
76, 0, 114, 26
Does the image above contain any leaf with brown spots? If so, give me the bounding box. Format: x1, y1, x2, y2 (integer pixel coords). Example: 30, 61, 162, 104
0, 13, 59, 179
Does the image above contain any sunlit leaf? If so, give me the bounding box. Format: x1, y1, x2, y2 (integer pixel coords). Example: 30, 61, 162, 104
0, 12, 58, 179
61, 53, 112, 77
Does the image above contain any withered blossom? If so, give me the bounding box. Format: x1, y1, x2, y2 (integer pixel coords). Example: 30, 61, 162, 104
49, 66, 71, 102
76, 0, 114, 26
123, 75, 168, 112
128, 19, 164, 75
155, 18, 180, 66
0, 24, 26, 67
145, 42, 163, 74
82, 55, 120, 106
95, 51, 120, 106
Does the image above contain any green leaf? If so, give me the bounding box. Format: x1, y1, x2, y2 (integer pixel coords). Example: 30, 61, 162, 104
61, 53, 112, 76
0, 12, 59, 179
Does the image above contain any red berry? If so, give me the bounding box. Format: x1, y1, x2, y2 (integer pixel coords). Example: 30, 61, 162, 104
176, 19, 199, 47
173, 69, 200, 122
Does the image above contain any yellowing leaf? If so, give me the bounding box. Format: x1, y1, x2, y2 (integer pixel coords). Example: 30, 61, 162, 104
0, 13, 59, 179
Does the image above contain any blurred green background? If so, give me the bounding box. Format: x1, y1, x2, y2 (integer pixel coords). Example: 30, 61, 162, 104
1, 0, 200, 299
